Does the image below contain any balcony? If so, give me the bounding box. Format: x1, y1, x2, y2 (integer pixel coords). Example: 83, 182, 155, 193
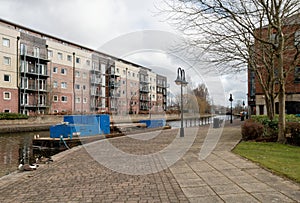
110, 92, 120, 98
21, 64, 49, 77
109, 81, 120, 89
90, 78, 102, 84
139, 96, 149, 101
21, 84, 47, 92
20, 50, 49, 62
140, 88, 149, 93
91, 90, 104, 97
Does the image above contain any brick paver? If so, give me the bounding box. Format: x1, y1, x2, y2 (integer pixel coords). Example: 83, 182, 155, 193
0, 120, 299, 202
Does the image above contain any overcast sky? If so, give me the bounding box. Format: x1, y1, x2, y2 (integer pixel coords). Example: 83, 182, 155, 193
0, 0, 247, 106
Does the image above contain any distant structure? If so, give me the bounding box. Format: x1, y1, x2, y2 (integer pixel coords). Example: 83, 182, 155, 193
0, 18, 167, 115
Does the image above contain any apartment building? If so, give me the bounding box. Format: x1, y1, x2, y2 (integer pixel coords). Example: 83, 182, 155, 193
0, 18, 167, 115
248, 14, 300, 115
0, 25, 19, 113
156, 74, 167, 112
115, 60, 140, 115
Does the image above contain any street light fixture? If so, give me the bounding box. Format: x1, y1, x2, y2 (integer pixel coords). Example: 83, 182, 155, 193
175, 67, 188, 137
229, 94, 233, 124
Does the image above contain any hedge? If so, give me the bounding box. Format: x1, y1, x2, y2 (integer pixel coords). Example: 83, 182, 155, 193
0, 113, 28, 120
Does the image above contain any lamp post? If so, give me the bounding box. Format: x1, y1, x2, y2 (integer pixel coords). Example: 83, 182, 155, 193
229, 94, 233, 123
175, 67, 188, 137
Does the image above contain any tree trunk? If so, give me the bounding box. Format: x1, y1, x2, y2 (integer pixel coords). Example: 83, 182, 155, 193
277, 84, 286, 143
265, 94, 275, 120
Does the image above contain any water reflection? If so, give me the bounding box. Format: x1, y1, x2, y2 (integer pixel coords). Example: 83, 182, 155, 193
0, 131, 49, 177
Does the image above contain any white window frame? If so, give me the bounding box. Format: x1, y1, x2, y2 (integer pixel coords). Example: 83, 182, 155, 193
3, 109, 11, 113
4, 74, 10, 82
76, 97, 81, 103
58, 52, 63, 60
48, 50, 53, 58
3, 92, 11, 100
75, 71, 80, 77
61, 96, 68, 102
67, 55, 72, 62
61, 68, 67, 75
3, 56, 11, 65
61, 82, 67, 89
53, 67, 58, 73
53, 81, 58, 88
53, 95, 58, 102
2, 38, 10, 47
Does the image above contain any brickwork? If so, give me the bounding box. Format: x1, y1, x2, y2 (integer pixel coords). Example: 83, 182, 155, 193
0, 88, 18, 113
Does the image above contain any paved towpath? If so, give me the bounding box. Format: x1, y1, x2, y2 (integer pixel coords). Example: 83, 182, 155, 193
0, 120, 299, 202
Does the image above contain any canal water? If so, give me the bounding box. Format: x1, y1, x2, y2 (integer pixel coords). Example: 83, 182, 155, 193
0, 131, 50, 178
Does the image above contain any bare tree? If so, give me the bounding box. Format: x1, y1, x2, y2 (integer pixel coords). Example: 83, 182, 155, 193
160, 0, 300, 142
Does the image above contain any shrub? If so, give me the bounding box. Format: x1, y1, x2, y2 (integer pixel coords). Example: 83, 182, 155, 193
241, 119, 264, 140
286, 122, 300, 146
251, 115, 278, 138
0, 113, 28, 120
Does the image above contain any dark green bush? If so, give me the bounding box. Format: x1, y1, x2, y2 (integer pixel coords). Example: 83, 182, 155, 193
251, 115, 278, 138
241, 119, 264, 140
286, 122, 300, 146
0, 113, 28, 120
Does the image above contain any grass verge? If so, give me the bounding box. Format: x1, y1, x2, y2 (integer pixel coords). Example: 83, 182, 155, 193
233, 141, 300, 183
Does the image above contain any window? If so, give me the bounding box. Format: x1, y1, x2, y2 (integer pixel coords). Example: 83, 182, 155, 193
61, 96, 68, 102
3, 56, 11, 65
86, 60, 90, 66
82, 85, 86, 90
53, 67, 58, 73
61, 68, 67, 75
76, 97, 81, 103
53, 81, 58, 88
61, 82, 67, 88
21, 93, 28, 105
75, 71, 80, 77
82, 72, 87, 78
33, 47, 40, 57
295, 66, 300, 82
2, 38, 10, 47
48, 50, 53, 58
20, 43, 26, 55
3, 92, 11, 100
67, 55, 72, 62
117, 68, 119, 73
53, 95, 58, 102
132, 73, 135, 77
53, 110, 58, 114
4, 74, 10, 82
75, 84, 80, 90
58, 52, 63, 60
76, 57, 80, 63
4, 109, 10, 113
295, 31, 300, 46
83, 98, 87, 103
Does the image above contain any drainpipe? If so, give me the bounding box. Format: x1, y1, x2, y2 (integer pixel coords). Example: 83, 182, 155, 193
73, 52, 76, 113
16, 36, 20, 113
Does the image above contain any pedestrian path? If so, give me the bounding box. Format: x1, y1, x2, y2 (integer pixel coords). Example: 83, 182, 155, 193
0, 120, 299, 202
169, 120, 300, 202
